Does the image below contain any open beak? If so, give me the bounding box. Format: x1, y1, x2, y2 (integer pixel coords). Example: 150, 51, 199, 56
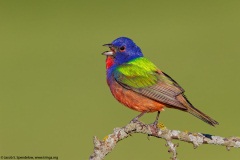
102, 51, 114, 56
102, 43, 114, 56
103, 43, 113, 47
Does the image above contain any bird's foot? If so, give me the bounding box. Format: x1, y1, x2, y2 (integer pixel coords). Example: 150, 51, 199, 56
130, 117, 139, 123
151, 117, 160, 128
152, 111, 161, 127
153, 119, 158, 127
130, 111, 147, 123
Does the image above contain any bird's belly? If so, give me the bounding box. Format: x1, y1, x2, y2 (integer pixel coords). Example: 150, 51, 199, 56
109, 80, 165, 112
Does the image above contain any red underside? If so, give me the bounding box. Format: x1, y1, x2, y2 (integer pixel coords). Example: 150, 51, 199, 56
108, 77, 165, 112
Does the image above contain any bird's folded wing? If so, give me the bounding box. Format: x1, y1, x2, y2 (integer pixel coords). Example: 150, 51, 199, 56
114, 60, 187, 110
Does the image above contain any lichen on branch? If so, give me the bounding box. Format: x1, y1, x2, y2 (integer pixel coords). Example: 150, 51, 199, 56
89, 121, 240, 160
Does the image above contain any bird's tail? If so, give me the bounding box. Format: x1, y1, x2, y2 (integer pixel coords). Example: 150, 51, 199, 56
187, 105, 219, 126
177, 95, 219, 126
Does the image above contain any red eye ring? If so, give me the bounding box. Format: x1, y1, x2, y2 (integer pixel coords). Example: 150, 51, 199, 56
119, 46, 125, 52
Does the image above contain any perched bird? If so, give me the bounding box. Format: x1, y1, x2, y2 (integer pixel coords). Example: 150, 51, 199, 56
102, 37, 218, 126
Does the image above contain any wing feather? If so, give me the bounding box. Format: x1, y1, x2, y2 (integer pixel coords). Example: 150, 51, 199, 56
114, 57, 187, 110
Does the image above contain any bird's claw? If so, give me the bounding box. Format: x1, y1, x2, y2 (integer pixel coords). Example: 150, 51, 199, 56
130, 117, 139, 123
153, 120, 158, 127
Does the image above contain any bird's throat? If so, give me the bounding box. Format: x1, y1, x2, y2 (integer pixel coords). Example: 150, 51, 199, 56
106, 56, 114, 69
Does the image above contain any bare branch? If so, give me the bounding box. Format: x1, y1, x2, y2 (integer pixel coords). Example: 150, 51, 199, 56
89, 121, 240, 160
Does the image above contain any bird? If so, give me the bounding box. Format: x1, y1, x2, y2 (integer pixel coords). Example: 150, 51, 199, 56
101, 37, 219, 126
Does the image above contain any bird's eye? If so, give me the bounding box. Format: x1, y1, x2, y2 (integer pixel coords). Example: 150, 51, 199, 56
119, 46, 125, 52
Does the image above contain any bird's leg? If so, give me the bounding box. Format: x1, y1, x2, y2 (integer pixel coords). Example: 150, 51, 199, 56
153, 111, 161, 126
131, 111, 147, 123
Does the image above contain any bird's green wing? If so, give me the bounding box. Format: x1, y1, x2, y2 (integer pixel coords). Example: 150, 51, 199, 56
114, 57, 159, 88
114, 57, 187, 110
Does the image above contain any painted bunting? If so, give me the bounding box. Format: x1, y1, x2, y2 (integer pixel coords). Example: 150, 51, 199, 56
102, 37, 218, 126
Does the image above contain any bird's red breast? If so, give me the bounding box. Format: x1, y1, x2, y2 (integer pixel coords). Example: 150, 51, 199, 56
108, 76, 165, 112
106, 56, 114, 69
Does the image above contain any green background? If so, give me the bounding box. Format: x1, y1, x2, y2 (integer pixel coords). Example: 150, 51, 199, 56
0, 0, 239, 159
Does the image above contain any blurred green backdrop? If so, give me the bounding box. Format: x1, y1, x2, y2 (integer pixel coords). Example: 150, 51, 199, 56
0, 0, 239, 159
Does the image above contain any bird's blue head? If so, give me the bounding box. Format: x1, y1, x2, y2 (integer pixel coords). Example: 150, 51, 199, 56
102, 37, 143, 65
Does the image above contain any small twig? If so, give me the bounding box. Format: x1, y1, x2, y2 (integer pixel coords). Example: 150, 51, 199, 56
89, 121, 240, 160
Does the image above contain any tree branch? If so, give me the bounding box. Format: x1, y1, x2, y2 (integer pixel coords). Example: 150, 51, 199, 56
89, 120, 240, 160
